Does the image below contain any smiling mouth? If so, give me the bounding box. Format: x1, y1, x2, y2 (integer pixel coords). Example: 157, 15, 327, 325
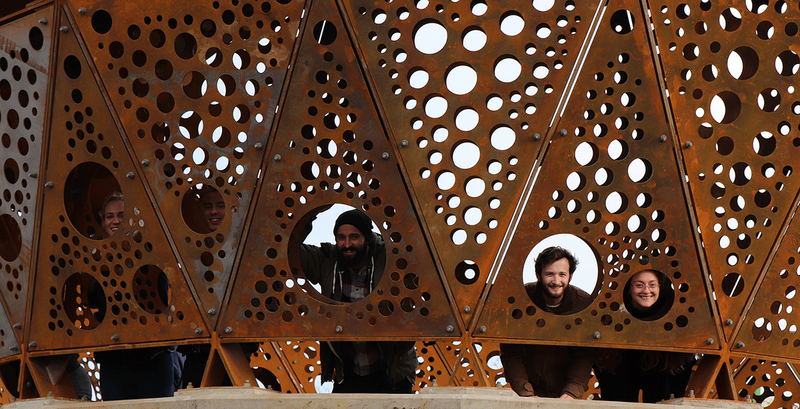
209, 218, 222, 225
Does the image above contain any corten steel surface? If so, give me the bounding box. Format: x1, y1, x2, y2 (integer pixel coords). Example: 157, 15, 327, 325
1, 0, 800, 405
649, 0, 800, 344
477, 0, 719, 350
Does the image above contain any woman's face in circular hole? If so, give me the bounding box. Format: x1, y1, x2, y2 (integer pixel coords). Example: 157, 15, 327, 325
102, 199, 124, 237
629, 270, 660, 310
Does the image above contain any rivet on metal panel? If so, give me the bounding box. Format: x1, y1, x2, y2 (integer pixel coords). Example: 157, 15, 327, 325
533, 133, 541, 141
559, 129, 567, 136
684, 141, 693, 148
461, 377, 466, 382
111, 334, 119, 341
195, 328, 203, 334
706, 338, 714, 345
592, 332, 601, 340
126, 172, 135, 179
29, 173, 38, 179
141, 159, 150, 166
479, 326, 486, 333
59, 26, 68, 33
659, 135, 667, 142
400, 140, 409, 147
381, 152, 390, 160
254, 142, 263, 150
688, 390, 695, 398
446, 325, 454, 333
26, 382, 33, 388
725, 319, 733, 326
243, 380, 251, 387
736, 341, 745, 348
28, 341, 36, 348
39, 18, 47, 25
12, 323, 21, 329
78, 7, 86, 14
225, 327, 233, 333
335, 325, 343, 333
463, 306, 470, 313
9, 346, 19, 352
207, 308, 216, 315
273, 154, 281, 162
45, 181, 53, 188
47, 391, 53, 398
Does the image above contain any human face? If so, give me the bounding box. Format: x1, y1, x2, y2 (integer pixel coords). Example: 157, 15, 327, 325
102, 200, 124, 237
336, 224, 367, 266
538, 258, 572, 305
202, 191, 226, 231
629, 270, 660, 310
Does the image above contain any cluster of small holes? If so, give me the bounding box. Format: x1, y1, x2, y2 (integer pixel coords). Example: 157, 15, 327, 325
0, 16, 49, 312
353, 1, 587, 250
735, 360, 795, 407
414, 341, 449, 390
653, 1, 800, 328
250, 341, 311, 392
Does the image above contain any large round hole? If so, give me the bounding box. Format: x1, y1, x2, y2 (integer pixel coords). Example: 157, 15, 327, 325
64, 162, 122, 239
622, 269, 674, 321
521, 234, 601, 314
63, 273, 105, 329
133, 265, 170, 314
0, 214, 22, 262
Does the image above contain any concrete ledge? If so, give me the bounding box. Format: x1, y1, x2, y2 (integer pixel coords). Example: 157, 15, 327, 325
4, 387, 761, 409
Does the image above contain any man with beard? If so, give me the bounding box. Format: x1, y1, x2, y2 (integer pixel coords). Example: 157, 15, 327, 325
500, 246, 595, 399
299, 209, 417, 393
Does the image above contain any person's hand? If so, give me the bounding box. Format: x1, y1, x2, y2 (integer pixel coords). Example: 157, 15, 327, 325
559, 393, 575, 399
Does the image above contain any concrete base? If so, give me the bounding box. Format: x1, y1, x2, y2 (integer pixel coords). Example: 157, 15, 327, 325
4, 387, 761, 409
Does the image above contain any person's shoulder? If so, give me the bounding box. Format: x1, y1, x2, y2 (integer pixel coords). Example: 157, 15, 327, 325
567, 284, 591, 302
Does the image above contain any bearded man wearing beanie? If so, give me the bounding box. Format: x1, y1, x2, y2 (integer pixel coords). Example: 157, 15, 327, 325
299, 208, 417, 393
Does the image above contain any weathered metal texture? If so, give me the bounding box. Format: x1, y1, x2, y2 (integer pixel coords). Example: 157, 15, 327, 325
0, 5, 52, 340
27, 7, 206, 350
734, 208, 800, 360
648, 0, 800, 343
730, 358, 800, 407
219, 0, 459, 340
414, 341, 451, 390
64, 0, 305, 328
260, 341, 315, 393
475, 0, 718, 350
340, 0, 604, 327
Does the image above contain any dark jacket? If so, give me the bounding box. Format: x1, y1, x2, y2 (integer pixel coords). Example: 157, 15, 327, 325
500, 282, 596, 398
300, 233, 417, 385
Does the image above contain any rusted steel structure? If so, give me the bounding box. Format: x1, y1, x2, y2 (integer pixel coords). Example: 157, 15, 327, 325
0, 0, 799, 405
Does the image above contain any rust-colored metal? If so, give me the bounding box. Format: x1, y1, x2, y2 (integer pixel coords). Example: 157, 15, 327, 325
1, 0, 800, 404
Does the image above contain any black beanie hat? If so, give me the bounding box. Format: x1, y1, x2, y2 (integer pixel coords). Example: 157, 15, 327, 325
334, 209, 372, 241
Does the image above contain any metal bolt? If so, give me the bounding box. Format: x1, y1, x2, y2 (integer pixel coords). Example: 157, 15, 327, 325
335, 325, 343, 333
479, 326, 487, 333
78, 7, 86, 14
736, 341, 745, 348
463, 306, 471, 313
273, 154, 281, 162
559, 129, 567, 137
446, 325, 454, 333
706, 338, 715, 345
47, 391, 53, 398
725, 319, 733, 326
688, 390, 695, 398
29, 173, 38, 179
111, 334, 119, 341
26, 381, 33, 388
400, 140, 409, 147
461, 377, 466, 382
207, 308, 216, 315
39, 18, 47, 25
12, 323, 21, 329
684, 141, 693, 148
292, 360, 297, 364
593, 332, 601, 340
8, 397, 15, 402
381, 152, 390, 160
45, 181, 54, 188
254, 142, 263, 150
243, 380, 251, 387
9, 346, 19, 352
126, 171, 135, 179
141, 159, 150, 166
59, 26, 68, 33
28, 341, 36, 348
533, 133, 541, 141
659, 135, 667, 142
195, 327, 203, 334
225, 326, 233, 333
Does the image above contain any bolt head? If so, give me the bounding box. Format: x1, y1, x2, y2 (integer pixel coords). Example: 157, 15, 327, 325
45, 181, 54, 188
659, 135, 667, 142
335, 325, 343, 333
208, 308, 216, 315
111, 334, 119, 341
736, 341, 745, 348
59, 26, 68, 33
225, 327, 233, 333
560, 129, 567, 136
273, 154, 281, 162
28, 341, 37, 348
195, 327, 203, 334
254, 142, 263, 150
381, 152, 390, 160
706, 338, 715, 345
126, 171, 135, 179
463, 306, 471, 313
479, 326, 487, 333
533, 133, 541, 140
593, 332, 601, 339
684, 141, 693, 148
446, 325, 454, 333
78, 7, 86, 13
400, 140, 409, 147
725, 319, 733, 326
141, 159, 150, 166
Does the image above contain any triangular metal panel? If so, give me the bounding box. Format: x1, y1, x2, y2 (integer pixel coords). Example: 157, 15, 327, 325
475, 0, 718, 350
219, 0, 459, 339
64, 0, 306, 328
649, 0, 800, 342
28, 9, 206, 350
341, 0, 604, 326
